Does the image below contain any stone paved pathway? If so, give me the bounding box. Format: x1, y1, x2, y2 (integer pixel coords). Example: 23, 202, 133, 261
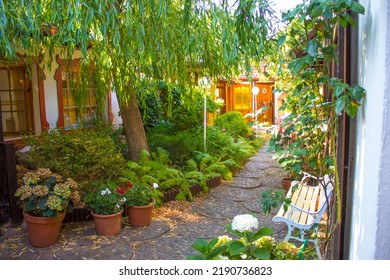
0, 142, 288, 260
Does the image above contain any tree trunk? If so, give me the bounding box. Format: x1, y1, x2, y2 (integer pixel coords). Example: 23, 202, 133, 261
118, 89, 149, 162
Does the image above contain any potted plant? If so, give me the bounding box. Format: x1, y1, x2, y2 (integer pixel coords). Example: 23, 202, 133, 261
15, 168, 82, 247
187, 214, 305, 260
83, 182, 127, 236
124, 181, 162, 226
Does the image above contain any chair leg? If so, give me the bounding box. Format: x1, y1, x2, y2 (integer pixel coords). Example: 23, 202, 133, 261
314, 239, 322, 260
284, 224, 293, 242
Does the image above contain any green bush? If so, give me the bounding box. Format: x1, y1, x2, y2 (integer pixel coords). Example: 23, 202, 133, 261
123, 149, 194, 201
147, 129, 203, 165
213, 111, 251, 139
24, 128, 127, 191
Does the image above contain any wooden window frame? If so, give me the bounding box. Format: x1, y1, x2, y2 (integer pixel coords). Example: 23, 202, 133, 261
54, 55, 111, 128
0, 65, 34, 135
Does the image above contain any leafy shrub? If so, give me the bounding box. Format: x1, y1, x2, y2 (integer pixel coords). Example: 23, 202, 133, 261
147, 129, 203, 165
213, 111, 251, 139
123, 149, 194, 201
24, 128, 127, 191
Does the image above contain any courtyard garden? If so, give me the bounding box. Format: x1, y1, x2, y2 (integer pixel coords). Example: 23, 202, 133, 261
0, 0, 367, 261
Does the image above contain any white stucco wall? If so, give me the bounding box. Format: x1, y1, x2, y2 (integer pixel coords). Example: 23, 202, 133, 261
350, 0, 389, 259
41, 48, 120, 129
42, 48, 83, 128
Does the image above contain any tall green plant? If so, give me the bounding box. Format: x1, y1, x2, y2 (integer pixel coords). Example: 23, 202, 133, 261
268, 0, 366, 255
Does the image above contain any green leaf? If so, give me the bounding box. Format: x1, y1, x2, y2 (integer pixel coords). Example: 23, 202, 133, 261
335, 83, 347, 97
252, 227, 274, 241
307, 40, 317, 57
335, 98, 346, 115
352, 86, 365, 101
351, 1, 365, 14
277, 34, 286, 48
209, 245, 229, 259
228, 241, 246, 256
208, 238, 219, 250
317, 75, 329, 84
346, 103, 359, 117
252, 248, 271, 260
191, 239, 209, 253
186, 255, 206, 260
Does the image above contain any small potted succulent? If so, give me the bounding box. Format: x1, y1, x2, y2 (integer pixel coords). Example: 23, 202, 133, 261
15, 168, 82, 247
83, 182, 127, 236
124, 181, 162, 227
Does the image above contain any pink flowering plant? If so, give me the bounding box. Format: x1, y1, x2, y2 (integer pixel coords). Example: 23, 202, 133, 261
83, 182, 127, 215
15, 168, 82, 219
188, 214, 304, 260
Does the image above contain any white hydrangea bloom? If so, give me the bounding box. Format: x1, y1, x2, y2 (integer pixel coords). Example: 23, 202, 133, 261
231, 214, 259, 232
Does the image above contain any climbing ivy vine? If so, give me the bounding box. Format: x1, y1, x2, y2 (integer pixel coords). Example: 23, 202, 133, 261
267, 0, 366, 255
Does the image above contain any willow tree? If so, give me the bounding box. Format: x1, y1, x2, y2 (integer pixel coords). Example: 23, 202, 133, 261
0, 0, 274, 161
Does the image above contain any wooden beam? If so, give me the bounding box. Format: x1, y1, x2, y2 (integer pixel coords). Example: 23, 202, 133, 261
0, 143, 22, 225
0, 93, 3, 142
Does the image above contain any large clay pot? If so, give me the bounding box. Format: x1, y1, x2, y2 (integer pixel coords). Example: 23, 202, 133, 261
127, 200, 155, 227
23, 211, 66, 247
91, 208, 123, 236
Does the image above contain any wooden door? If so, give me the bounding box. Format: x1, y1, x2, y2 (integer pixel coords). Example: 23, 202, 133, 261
255, 82, 273, 124
232, 83, 251, 115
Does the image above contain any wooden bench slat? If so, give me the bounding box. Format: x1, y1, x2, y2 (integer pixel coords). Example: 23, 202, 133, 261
290, 185, 309, 223
272, 173, 334, 260
298, 185, 317, 225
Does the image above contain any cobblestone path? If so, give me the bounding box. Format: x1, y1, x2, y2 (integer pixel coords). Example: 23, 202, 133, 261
0, 142, 288, 260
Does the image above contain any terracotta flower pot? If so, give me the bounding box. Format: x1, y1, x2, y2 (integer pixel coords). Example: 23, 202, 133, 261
91, 208, 123, 236
23, 211, 66, 247
281, 177, 293, 192
127, 200, 155, 227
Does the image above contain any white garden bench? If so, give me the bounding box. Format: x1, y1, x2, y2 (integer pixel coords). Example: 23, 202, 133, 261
273, 172, 333, 259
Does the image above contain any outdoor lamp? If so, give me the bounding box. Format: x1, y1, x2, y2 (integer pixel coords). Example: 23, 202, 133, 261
198, 76, 212, 152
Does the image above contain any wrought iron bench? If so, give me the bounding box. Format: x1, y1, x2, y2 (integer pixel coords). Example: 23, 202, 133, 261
273, 172, 334, 259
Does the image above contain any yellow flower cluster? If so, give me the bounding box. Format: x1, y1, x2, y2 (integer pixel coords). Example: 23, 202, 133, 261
15, 167, 81, 217
65, 178, 78, 191
71, 191, 84, 207
15, 185, 32, 200
45, 195, 63, 211
274, 241, 300, 260
23, 172, 40, 185
213, 235, 232, 249
36, 168, 53, 180
31, 185, 49, 197
253, 236, 277, 252
54, 183, 71, 199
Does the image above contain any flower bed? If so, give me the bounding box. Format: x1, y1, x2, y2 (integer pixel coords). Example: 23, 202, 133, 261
207, 176, 222, 189
63, 177, 222, 222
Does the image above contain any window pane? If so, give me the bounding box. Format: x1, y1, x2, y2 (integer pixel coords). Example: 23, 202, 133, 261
0, 69, 9, 90
10, 70, 25, 90
0, 67, 31, 134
